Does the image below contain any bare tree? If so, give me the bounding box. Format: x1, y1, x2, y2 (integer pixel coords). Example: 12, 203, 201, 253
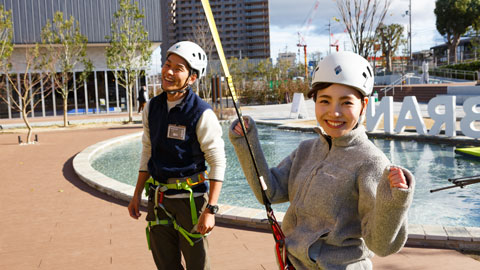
0, 6, 53, 144
0, 4, 12, 71
189, 16, 216, 98
335, 0, 391, 58
376, 23, 405, 72
42, 11, 92, 127
0, 46, 54, 143
190, 16, 215, 66
0, 3, 13, 114
106, 0, 152, 123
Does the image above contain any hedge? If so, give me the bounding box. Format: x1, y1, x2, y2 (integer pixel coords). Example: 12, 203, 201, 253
440, 61, 480, 72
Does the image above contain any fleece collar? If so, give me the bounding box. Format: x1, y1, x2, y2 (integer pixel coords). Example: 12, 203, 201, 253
314, 125, 368, 148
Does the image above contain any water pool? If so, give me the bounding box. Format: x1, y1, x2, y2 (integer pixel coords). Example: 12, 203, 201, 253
91, 124, 480, 227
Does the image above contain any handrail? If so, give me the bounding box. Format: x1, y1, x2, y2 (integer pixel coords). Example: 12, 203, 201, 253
429, 68, 478, 81
379, 73, 414, 96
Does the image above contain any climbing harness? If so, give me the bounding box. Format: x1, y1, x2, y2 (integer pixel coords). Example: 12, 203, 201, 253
200, 1, 295, 269
144, 171, 208, 248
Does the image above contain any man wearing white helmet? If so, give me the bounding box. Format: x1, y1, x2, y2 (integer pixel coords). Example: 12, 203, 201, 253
230, 51, 415, 269
128, 41, 226, 270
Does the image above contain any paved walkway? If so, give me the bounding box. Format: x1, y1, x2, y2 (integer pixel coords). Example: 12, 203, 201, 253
1, 106, 480, 269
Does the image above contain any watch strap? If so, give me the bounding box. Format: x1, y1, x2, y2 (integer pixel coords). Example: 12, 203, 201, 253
206, 203, 218, 214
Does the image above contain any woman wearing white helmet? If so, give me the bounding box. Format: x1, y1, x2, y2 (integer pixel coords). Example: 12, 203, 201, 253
307, 50, 374, 130
128, 40, 226, 270
229, 51, 415, 269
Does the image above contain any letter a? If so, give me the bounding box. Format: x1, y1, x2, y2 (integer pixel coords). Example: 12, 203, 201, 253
395, 96, 427, 135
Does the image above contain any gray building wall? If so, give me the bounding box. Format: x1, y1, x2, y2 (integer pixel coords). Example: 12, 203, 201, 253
0, 0, 163, 119
0, 0, 162, 44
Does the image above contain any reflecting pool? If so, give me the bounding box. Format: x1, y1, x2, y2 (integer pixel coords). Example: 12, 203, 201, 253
91, 124, 480, 227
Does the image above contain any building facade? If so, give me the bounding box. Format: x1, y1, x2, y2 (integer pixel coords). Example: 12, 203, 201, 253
276, 52, 296, 67
160, 0, 270, 64
0, 0, 162, 119
430, 37, 479, 66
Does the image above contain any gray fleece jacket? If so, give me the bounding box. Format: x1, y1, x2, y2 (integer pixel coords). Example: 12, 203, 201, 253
229, 117, 415, 270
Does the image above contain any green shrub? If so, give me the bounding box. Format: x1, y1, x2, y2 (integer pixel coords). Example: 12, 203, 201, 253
235, 79, 310, 105
440, 61, 480, 71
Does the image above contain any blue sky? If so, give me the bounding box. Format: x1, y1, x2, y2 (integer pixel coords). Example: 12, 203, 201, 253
269, 0, 443, 63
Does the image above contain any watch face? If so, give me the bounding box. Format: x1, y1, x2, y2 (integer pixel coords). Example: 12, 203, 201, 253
207, 204, 219, 214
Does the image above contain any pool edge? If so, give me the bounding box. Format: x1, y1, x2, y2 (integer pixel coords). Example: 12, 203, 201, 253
73, 130, 480, 252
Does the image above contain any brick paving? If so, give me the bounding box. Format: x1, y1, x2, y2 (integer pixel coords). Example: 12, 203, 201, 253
1, 117, 480, 269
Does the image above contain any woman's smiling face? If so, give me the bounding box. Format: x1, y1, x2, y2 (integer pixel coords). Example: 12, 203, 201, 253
315, 83, 368, 138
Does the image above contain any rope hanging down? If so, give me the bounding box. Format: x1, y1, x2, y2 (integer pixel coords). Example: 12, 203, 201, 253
200, 1, 294, 269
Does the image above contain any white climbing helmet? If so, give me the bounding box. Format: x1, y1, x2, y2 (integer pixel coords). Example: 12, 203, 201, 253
310, 51, 374, 96
167, 41, 208, 79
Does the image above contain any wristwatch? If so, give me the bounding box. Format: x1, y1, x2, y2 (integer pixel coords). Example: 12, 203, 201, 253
206, 203, 219, 215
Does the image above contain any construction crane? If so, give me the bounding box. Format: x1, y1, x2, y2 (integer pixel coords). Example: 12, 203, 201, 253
297, 0, 320, 79
330, 33, 339, 52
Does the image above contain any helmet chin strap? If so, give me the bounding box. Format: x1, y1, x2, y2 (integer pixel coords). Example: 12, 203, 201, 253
164, 86, 189, 95
162, 73, 193, 95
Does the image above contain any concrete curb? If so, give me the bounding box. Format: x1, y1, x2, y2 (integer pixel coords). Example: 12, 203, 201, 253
1, 116, 143, 130
72, 132, 144, 205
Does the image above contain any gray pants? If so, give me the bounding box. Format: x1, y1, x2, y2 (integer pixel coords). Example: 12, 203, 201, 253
146, 193, 209, 270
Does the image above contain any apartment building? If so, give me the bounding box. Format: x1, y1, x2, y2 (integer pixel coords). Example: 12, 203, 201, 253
160, 0, 270, 63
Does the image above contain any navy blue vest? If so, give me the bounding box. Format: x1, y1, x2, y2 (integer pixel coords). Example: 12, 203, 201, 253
147, 88, 212, 195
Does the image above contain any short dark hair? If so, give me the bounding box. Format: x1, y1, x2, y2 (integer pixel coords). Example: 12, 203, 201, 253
190, 69, 199, 78
307, 83, 332, 102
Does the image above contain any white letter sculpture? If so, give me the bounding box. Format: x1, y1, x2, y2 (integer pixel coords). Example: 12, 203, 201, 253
427, 96, 456, 137
460, 96, 480, 139
395, 96, 427, 135
366, 96, 394, 133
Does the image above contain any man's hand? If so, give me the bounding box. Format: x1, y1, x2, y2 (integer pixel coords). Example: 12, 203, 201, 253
128, 196, 142, 219
128, 172, 150, 219
196, 211, 215, 235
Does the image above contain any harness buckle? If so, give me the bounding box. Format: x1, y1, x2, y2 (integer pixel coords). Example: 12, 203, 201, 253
186, 171, 207, 186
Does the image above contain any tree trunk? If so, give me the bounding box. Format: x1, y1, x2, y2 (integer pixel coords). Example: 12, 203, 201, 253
63, 96, 69, 127
386, 51, 392, 73
448, 43, 457, 64
22, 107, 33, 144
128, 85, 133, 123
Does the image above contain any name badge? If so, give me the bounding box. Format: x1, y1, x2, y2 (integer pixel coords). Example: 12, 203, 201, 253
167, 124, 186, 140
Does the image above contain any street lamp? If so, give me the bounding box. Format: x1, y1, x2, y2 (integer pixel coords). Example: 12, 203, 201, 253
409, 0, 412, 60
402, 0, 412, 67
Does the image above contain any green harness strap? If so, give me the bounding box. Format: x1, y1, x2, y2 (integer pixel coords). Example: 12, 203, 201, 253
144, 177, 206, 248
160, 181, 199, 225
